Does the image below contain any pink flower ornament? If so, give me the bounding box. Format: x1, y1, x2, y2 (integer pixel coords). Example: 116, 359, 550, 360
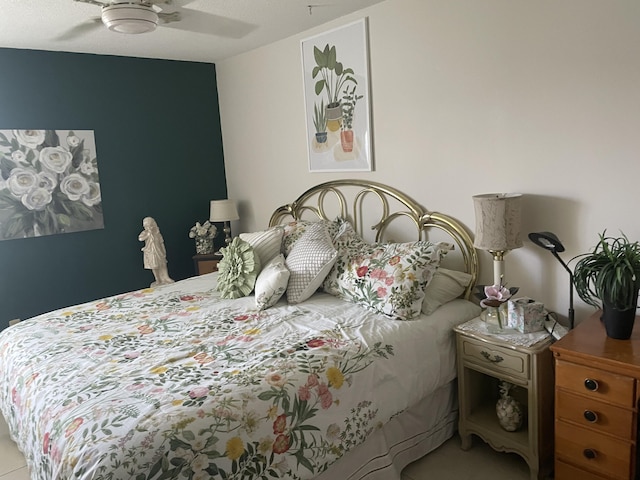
480, 284, 513, 308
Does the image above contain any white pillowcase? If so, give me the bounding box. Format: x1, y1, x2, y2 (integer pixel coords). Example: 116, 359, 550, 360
255, 254, 290, 310
240, 227, 284, 267
421, 268, 473, 315
285, 221, 338, 304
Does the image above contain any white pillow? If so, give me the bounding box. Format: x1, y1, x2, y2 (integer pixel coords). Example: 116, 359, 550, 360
285, 221, 338, 304
421, 268, 473, 315
240, 227, 284, 267
255, 254, 290, 310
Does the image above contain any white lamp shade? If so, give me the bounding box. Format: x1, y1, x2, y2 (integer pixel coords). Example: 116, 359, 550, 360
209, 199, 239, 222
473, 193, 523, 252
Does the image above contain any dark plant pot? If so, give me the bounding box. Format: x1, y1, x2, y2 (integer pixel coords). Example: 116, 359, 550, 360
601, 299, 638, 340
315, 132, 327, 144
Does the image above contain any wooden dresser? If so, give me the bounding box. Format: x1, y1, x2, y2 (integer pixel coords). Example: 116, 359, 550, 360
550, 311, 640, 480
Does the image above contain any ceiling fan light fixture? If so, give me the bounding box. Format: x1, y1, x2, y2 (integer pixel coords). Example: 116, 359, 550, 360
102, 4, 159, 34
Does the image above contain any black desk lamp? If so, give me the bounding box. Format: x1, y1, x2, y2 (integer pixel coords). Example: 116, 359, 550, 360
528, 231, 575, 329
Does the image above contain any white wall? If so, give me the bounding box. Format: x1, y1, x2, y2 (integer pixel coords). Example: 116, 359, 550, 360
217, 0, 640, 326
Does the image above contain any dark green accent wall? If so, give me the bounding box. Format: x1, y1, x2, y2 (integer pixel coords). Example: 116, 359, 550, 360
0, 48, 227, 330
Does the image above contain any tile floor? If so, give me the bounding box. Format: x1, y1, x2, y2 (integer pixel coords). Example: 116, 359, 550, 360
1, 414, 531, 480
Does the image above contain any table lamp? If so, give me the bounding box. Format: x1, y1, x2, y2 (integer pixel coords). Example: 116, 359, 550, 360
472, 193, 523, 286
209, 199, 239, 247
528, 231, 574, 329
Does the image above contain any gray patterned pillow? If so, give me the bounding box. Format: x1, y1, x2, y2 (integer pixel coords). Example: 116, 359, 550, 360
285, 221, 338, 304
281, 218, 341, 256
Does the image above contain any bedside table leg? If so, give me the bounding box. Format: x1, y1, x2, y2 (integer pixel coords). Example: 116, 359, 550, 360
459, 431, 472, 450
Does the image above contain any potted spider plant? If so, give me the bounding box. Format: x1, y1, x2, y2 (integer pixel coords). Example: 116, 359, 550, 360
573, 231, 640, 339
313, 100, 327, 144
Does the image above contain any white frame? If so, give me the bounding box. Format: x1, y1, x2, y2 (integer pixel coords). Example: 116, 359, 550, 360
301, 18, 373, 172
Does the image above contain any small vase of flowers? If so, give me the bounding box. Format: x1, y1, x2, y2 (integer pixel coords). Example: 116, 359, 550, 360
477, 284, 519, 333
189, 221, 218, 254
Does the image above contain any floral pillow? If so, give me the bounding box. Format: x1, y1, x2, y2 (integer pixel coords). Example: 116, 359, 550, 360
421, 268, 473, 315
255, 254, 290, 310
285, 221, 338, 304
323, 239, 453, 320
216, 237, 261, 299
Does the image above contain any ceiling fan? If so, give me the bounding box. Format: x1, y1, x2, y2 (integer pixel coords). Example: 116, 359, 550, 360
59, 0, 256, 39
73, 0, 180, 34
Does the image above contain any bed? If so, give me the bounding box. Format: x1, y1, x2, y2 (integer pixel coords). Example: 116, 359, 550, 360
0, 180, 480, 480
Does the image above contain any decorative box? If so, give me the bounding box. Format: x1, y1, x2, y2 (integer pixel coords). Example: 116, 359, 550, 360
507, 297, 546, 333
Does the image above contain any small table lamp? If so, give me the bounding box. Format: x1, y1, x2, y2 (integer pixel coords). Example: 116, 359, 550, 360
210, 199, 239, 246
473, 193, 523, 286
528, 231, 574, 329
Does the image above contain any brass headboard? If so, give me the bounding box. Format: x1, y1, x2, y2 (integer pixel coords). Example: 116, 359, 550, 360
268, 179, 478, 300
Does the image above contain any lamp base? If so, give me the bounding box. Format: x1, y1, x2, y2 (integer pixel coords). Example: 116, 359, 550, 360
489, 250, 507, 286
223, 221, 232, 245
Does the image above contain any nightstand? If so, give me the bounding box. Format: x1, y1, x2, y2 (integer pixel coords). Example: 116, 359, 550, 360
454, 318, 555, 480
192, 253, 222, 275
550, 311, 640, 480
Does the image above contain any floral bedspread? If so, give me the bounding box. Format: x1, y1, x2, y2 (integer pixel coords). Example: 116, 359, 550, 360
0, 274, 447, 480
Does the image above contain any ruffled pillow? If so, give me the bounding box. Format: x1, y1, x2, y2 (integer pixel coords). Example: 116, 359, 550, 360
323, 239, 452, 320
216, 237, 261, 299
255, 254, 290, 310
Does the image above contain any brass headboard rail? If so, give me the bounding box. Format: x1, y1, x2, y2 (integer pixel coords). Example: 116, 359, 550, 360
269, 179, 478, 299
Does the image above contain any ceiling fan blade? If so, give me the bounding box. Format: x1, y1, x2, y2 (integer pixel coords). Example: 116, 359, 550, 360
162, 9, 257, 39
157, 11, 181, 24
55, 17, 103, 41
148, 0, 198, 7
72, 0, 108, 7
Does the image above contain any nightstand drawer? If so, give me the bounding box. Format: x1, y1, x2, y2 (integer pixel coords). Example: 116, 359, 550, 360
555, 420, 632, 479
556, 390, 634, 439
461, 337, 528, 380
556, 360, 635, 407
555, 459, 608, 480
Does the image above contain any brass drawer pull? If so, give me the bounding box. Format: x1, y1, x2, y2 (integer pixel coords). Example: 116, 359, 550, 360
480, 351, 504, 363
583, 448, 597, 460
583, 410, 598, 423
584, 378, 599, 391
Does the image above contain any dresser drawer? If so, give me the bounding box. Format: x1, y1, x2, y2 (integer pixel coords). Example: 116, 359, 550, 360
555, 420, 632, 479
555, 360, 635, 407
555, 459, 608, 480
556, 390, 634, 439
461, 337, 528, 380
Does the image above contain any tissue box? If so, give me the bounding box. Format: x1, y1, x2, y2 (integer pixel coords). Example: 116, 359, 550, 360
507, 298, 546, 333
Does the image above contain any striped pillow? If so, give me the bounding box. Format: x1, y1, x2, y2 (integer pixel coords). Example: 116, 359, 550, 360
240, 227, 284, 267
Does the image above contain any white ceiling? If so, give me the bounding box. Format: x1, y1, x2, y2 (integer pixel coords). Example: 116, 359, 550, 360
0, 0, 384, 64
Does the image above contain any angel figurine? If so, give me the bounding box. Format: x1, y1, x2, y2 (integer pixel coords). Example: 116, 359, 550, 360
138, 216, 174, 287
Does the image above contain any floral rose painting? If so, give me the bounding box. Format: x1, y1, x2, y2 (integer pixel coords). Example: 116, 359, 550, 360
0, 129, 103, 240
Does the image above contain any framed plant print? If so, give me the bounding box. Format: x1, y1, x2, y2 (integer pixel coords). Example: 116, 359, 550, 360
301, 18, 373, 172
